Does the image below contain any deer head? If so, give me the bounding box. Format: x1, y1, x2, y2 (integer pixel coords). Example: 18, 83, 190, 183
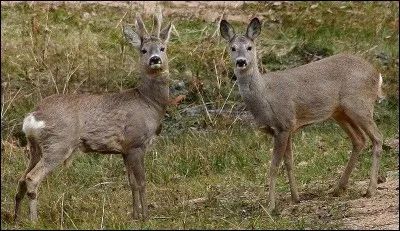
220, 18, 261, 73
123, 7, 172, 76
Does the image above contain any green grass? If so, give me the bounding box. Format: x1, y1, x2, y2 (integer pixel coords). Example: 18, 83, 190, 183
1, 1, 399, 229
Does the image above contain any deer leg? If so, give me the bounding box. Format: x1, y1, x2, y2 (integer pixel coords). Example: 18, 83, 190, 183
283, 134, 300, 203
268, 131, 290, 213
344, 109, 382, 197
123, 147, 147, 221
358, 119, 382, 197
134, 150, 148, 219
331, 115, 366, 196
24, 160, 57, 223
14, 139, 42, 221
24, 146, 74, 223
122, 155, 140, 220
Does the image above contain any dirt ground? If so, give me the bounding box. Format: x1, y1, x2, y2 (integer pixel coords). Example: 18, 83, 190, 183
1, 1, 399, 229
279, 171, 399, 230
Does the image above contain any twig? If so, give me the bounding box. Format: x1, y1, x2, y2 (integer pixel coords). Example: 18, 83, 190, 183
89, 181, 116, 189
63, 209, 78, 229
195, 80, 213, 125
101, 194, 106, 229
63, 62, 83, 94
48, 68, 59, 94
218, 217, 241, 229
1, 88, 21, 119
73, 76, 89, 94
360, 45, 378, 55
212, 13, 225, 37
213, 59, 222, 123
258, 202, 276, 224
181, 197, 208, 205
171, 24, 180, 38
218, 80, 237, 116
60, 193, 64, 230
228, 105, 246, 131
29, 31, 39, 66
152, 216, 173, 220
42, 5, 51, 64
115, 7, 130, 29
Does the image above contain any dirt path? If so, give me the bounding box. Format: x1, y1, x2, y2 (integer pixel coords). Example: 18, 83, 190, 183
1, 1, 398, 229
282, 171, 399, 230
342, 176, 399, 229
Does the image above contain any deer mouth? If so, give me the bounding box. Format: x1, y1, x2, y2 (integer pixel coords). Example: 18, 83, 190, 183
236, 64, 247, 70
149, 56, 163, 69
236, 59, 247, 69
150, 63, 162, 69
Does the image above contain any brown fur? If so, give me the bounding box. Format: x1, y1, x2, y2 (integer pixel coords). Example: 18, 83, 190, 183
14, 8, 172, 223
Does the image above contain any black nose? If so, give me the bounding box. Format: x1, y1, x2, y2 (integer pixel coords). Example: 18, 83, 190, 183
149, 56, 162, 65
236, 59, 247, 67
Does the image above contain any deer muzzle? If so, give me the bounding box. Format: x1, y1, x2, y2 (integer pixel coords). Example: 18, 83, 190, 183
236, 58, 247, 69
149, 55, 162, 69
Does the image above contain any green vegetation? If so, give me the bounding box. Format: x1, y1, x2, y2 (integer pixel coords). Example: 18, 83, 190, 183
1, 1, 398, 229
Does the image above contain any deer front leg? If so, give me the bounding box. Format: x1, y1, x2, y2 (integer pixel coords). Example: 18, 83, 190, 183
283, 134, 300, 204
267, 131, 290, 213
123, 147, 148, 221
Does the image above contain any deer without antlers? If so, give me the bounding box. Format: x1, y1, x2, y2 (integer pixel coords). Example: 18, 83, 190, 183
220, 17, 383, 213
14, 8, 172, 222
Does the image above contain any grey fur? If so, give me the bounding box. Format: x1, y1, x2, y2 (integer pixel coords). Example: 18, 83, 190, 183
221, 17, 383, 213
14, 9, 172, 223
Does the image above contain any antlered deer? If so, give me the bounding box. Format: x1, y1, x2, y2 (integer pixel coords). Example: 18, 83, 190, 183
14, 7, 172, 222
220, 17, 383, 213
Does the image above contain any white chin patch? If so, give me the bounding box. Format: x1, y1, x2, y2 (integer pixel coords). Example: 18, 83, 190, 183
150, 64, 162, 69
236, 65, 247, 70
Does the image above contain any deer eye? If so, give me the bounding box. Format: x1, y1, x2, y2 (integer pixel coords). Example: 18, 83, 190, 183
160, 47, 165, 52
231, 47, 236, 52
141, 49, 147, 54
247, 46, 252, 51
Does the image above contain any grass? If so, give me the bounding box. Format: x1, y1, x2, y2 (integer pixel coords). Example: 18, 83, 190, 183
1, 1, 399, 229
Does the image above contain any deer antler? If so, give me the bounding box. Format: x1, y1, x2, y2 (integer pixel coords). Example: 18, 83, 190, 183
135, 12, 149, 39
152, 6, 163, 38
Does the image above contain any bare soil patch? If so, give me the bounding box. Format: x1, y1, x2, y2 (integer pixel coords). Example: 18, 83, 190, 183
281, 171, 399, 230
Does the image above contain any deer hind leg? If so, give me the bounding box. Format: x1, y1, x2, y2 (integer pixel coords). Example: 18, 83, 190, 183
282, 133, 300, 203
123, 147, 148, 221
24, 145, 74, 223
14, 137, 42, 221
331, 112, 366, 196
344, 108, 383, 197
268, 131, 290, 213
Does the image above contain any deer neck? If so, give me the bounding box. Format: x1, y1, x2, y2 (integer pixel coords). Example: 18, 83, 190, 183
235, 61, 276, 129
235, 61, 265, 96
137, 70, 169, 113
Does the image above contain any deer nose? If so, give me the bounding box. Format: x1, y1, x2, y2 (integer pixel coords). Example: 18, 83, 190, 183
236, 59, 247, 68
149, 56, 162, 66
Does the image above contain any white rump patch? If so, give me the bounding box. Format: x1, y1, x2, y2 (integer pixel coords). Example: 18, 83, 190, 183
22, 113, 45, 137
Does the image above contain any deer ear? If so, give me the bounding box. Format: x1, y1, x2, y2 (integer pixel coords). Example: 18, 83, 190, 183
123, 24, 141, 49
220, 20, 235, 41
246, 17, 261, 40
159, 22, 172, 43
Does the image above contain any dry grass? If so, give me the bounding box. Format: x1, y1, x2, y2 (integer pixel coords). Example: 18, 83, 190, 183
1, 1, 398, 229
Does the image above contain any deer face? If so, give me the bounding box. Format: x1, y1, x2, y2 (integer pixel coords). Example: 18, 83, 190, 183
220, 18, 261, 72
140, 37, 168, 71
123, 11, 172, 75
